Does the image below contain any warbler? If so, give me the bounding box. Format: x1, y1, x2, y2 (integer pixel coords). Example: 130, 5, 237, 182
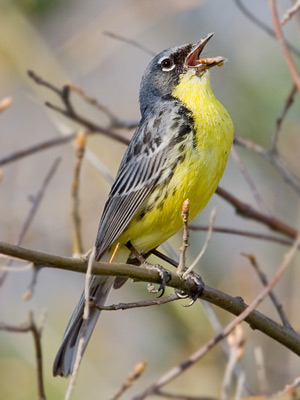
53, 33, 233, 377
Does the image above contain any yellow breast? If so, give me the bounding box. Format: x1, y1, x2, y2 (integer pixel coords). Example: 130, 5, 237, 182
119, 70, 233, 253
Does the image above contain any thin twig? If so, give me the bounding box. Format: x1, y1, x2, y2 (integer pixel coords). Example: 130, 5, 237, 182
156, 392, 216, 400
234, 136, 300, 196
0, 97, 13, 113
68, 83, 138, 130
177, 200, 190, 275
254, 347, 270, 395
65, 246, 96, 400
216, 186, 299, 239
91, 293, 180, 311
0, 311, 46, 400
230, 147, 271, 215
270, 84, 297, 154
0, 157, 61, 291
281, 0, 300, 25
109, 362, 147, 400
28, 70, 130, 146
71, 131, 86, 255
221, 326, 245, 400
0, 134, 75, 167
274, 375, 300, 397
103, 31, 156, 56
183, 207, 216, 277
132, 235, 300, 400
242, 253, 293, 329
234, 0, 300, 57
269, 0, 300, 91
189, 224, 293, 246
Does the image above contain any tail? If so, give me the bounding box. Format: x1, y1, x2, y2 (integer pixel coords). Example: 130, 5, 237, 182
53, 275, 114, 377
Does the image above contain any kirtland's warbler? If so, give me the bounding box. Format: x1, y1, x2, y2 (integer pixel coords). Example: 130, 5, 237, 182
53, 33, 233, 377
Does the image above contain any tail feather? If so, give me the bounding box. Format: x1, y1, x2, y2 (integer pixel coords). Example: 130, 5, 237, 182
53, 275, 114, 377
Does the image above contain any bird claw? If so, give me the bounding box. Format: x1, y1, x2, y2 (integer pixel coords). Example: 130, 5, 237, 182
178, 271, 204, 306
145, 263, 171, 297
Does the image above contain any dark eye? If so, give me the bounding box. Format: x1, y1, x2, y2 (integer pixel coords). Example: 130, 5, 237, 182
160, 57, 175, 71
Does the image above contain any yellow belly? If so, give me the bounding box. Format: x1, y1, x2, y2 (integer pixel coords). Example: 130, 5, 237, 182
116, 70, 233, 254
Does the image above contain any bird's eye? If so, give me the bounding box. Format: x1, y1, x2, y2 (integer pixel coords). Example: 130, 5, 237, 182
160, 57, 175, 71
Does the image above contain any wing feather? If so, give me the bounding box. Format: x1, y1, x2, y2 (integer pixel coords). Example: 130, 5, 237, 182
95, 107, 173, 259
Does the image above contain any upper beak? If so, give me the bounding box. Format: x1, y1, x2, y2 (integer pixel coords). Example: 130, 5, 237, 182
185, 33, 225, 74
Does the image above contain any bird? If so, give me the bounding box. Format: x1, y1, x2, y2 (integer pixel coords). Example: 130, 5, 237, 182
53, 33, 234, 377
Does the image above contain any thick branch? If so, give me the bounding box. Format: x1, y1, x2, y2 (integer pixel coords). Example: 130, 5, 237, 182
1, 241, 300, 357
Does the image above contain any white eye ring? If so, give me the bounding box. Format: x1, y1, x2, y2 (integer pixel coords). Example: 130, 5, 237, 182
159, 57, 176, 72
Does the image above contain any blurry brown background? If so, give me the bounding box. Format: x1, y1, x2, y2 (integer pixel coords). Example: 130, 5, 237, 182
0, 0, 300, 399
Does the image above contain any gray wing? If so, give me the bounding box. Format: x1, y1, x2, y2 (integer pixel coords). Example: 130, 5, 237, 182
94, 107, 172, 260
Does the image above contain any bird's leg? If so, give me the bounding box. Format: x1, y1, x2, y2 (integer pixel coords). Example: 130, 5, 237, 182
179, 271, 204, 306
126, 241, 171, 296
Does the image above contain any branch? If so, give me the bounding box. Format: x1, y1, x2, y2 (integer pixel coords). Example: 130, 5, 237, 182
28, 70, 130, 146
1, 241, 300, 358
0, 311, 46, 400
269, 0, 300, 91
216, 186, 299, 239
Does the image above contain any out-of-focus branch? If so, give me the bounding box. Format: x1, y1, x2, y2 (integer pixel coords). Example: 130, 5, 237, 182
189, 224, 293, 246
269, 0, 300, 91
242, 253, 293, 329
234, 0, 300, 57
216, 186, 299, 239
1, 241, 300, 357
28, 70, 130, 145
110, 362, 147, 400
0, 157, 61, 295
0, 97, 13, 113
103, 31, 156, 56
92, 293, 180, 311
71, 131, 87, 255
0, 311, 46, 400
133, 235, 300, 400
281, 1, 300, 25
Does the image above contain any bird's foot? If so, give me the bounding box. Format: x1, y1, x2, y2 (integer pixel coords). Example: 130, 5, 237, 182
176, 270, 204, 306
144, 262, 171, 297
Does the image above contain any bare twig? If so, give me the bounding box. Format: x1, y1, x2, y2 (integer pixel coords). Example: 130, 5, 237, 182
110, 361, 147, 400
71, 131, 87, 255
0, 157, 61, 292
281, 0, 300, 25
254, 347, 270, 395
91, 293, 180, 311
274, 375, 300, 397
269, 0, 300, 91
0, 311, 46, 400
270, 85, 297, 154
65, 246, 96, 400
103, 31, 155, 56
242, 253, 293, 329
189, 224, 293, 246
230, 147, 271, 215
234, 136, 300, 196
0, 134, 75, 167
234, 0, 300, 57
1, 241, 300, 357
178, 200, 190, 275
156, 392, 216, 400
183, 207, 216, 277
216, 186, 299, 239
68, 83, 138, 130
221, 326, 245, 400
133, 235, 300, 400
28, 70, 130, 146
0, 97, 13, 113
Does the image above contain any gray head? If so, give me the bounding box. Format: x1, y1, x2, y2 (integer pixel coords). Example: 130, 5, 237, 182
139, 33, 224, 115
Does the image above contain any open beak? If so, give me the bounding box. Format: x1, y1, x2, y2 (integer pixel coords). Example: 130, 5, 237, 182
185, 33, 225, 75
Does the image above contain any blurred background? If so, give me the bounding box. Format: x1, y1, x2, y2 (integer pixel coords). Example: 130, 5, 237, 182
0, 0, 300, 399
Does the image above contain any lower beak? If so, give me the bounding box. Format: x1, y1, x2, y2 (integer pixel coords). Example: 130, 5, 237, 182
185, 33, 225, 74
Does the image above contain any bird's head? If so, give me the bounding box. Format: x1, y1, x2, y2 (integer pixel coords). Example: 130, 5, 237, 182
139, 33, 225, 114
